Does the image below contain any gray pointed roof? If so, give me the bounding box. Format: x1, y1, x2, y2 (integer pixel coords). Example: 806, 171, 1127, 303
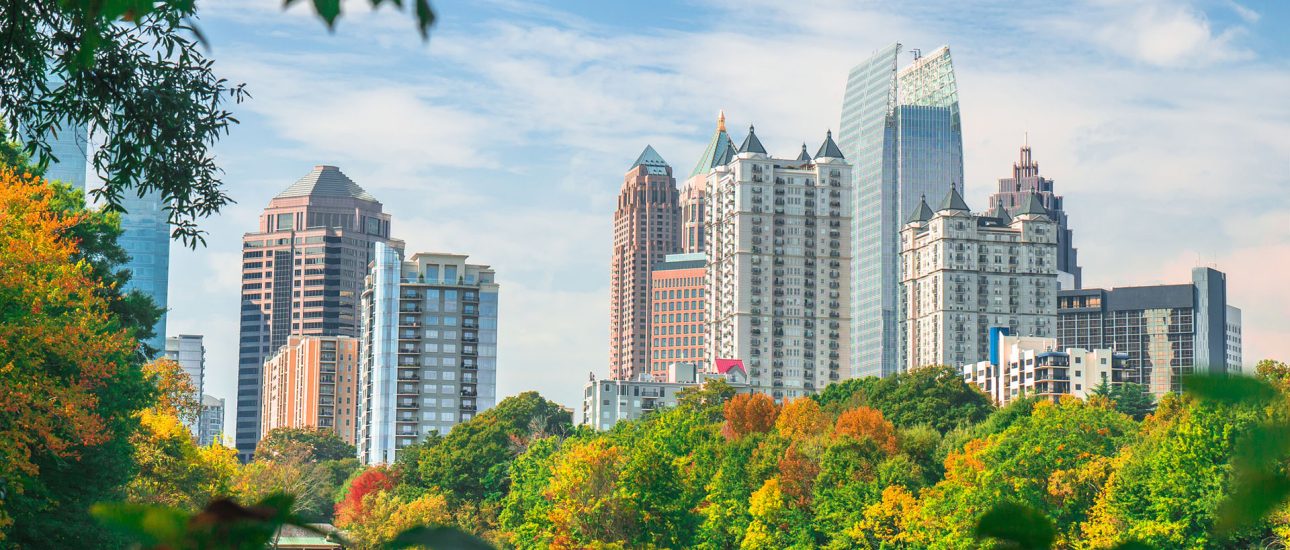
739, 125, 767, 154
990, 201, 1012, 224
632, 145, 670, 175
938, 185, 970, 212
276, 165, 378, 202
1016, 192, 1049, 217
796, 143, 812, 161
814, 130, 845, 159
690, 117, 737, 178
906, 195, 933, 224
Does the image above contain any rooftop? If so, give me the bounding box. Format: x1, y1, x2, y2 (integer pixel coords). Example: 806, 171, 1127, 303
275, 165, 379, 203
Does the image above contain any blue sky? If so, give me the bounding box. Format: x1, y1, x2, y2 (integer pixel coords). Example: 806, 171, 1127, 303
169, 0, 1290, 427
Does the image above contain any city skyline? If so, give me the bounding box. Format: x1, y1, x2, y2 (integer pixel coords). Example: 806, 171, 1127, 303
162, 0, 1290, 427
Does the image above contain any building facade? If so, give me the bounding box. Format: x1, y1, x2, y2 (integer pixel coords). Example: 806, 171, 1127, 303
610, 146, 681, 380
120, 188, 170, 355
987, 144, 1081, 289
1057, 267, 1238, 395
235, 165, 400, 461
961, 333, 1128, 405
164, 334, 206, 399
198, 395, 226, 447
649, 253, 708, 375
580, 361, 749, 431
359, 246, 499, 464
41, 121, 89, 191
681, 112, 736, 255
901, 189, 1058, 370
706, 127, 853, 400
840, 43, 964, 378
261, 335, 362, 446
1227, 305, 1243, 373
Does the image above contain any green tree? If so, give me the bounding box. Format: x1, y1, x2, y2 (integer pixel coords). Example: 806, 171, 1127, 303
815, 366, 993, 433
255, 427, 356, 463
498, 437, 560, 549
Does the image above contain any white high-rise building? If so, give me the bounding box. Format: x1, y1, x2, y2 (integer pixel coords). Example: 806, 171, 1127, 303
706, 126, 853, 401
961, 334, 1128, 406
198, 395, 225, 447
164, 334, 206, 437
901, 190, 1058, 370
1226, 305, 1243, 374
358, 244, 499, 464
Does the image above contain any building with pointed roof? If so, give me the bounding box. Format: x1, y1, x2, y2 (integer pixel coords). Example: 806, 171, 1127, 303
900, 186, 1058, 370
234, 165, 402, 462
839, 43, 965, 379
706, 128, 854, 400
611, 146, 681, 380
681, 112, 737, 254
988, 144, 1082, 289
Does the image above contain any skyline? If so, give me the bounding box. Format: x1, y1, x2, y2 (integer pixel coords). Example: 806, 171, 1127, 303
150, 0, 1290, 429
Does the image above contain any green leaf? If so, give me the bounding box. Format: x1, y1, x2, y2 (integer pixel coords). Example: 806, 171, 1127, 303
312, 0, 342, 29
1215, 470, 1290, 537
1108, 541, 1153, 550
387, 525, 495, 550
90, 502, 189, 546
974, 501, 1055, 550
414, 0, 436, 39
1183, 374, 1277, 405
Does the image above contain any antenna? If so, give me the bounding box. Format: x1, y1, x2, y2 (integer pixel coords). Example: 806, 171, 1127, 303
911, 48, 922, 60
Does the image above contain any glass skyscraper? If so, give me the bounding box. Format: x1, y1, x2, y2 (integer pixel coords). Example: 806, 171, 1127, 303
839, 43, 963, 378
41, 121, 89, 191
120, 188, 171, 355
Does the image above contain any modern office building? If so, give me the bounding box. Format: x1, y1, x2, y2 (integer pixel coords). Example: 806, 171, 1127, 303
1057, 267, 1238, 395
120, 188, 170, 355
987, 143, 1082, 289
840, 43, 964, 378
580, 361, 749, 430
358, 246, 499, 464
234, 165, 401, 461
681, 112, 736, 254
649, 253, 707, 375
706, 126, 853, 400
961, 332, 1128, 405
40, 121, 89, 191
260, 335, 362, 446
198, 395, 226, 447
610, 146, 681, 380
901, 189, 1058, 370
164, 334, 206, 398
1227, 305, 1243, 374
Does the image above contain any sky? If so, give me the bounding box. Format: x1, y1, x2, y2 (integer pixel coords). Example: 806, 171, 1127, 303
160, 0, 1290, 428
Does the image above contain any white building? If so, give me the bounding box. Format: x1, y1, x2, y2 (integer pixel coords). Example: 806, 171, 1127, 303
901, 190, 1058, 370
359, 244, 500, 464
198, 395, 225, 447
961, 333, 1128, 405
580, 361, 750, 430
706, 127, 852, 401
1226, 305, 1243, 374
164, 334, 205, 437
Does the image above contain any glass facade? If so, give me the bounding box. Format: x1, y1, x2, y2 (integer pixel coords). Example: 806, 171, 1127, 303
120, 188, 170, 354
839, 43, 963, 378
42, 121, 89, 191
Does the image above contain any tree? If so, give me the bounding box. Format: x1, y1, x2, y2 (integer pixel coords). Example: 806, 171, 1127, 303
255, 427, 356, 463
545, 438, 633, 549
1108, 383, 1155, 421
498, 437, 560, 549
335, 467, 396, 527
829, 366, 993, 433
834, 406, 898, 455
341, 490, 453, 550
722, 393, 779, 440
0, 169, 152, 545
775, 398, 829, 441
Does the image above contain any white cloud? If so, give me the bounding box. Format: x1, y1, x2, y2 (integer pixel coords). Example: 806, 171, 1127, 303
1044, 1, 1254, 68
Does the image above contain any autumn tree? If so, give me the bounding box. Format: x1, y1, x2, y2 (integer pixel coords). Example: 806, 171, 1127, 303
335, 467, 396, 527
775, 397, 830, 441
723, 393, 779, 440
834, 406, 899, 455
545, 438, 633, 548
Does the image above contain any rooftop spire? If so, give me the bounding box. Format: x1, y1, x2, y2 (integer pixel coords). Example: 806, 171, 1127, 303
906, 194, 933, 224
631, 145, 669, 175
718, 110, 726, 132
1015, 192, 1048, 217
796, 143, 811, 162
690, 113, 736, 178
937, 183, 970, 212
814, 129, 844, 160
739, 124, 767, 154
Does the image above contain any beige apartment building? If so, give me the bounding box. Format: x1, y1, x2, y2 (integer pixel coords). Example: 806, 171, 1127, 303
261, 335, 362, 447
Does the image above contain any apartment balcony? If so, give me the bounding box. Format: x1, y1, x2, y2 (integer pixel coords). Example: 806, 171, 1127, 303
396, 401, 419, 410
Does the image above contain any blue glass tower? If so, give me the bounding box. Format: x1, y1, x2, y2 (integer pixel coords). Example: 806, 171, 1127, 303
41, 122, 89, 191
120, 189, 170, 355
839, 44, 963, 378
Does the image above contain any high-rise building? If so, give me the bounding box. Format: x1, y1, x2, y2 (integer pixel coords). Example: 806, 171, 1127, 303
681, 112, 736, 254
41, 121, 89, 191
707, 126, 853, 400
235, 165, 401, 461
610, 146, 680, 380
164, 334, 205, 436
900, 190, 1058, 369
1057, 267, 1239, 395
261, 335, 362, 446
988, 143, 1082, 289
649, 253, 707, 374
198, 395, 225, 447
359, 245, 499, 464
1227, 305, 1243, 374
120, 189, 170, 354
840, 43, 964, 378
961, 332, 1128, 406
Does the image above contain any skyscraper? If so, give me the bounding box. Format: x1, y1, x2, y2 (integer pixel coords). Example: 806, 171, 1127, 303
681, 112, 736, 254
358, 246, 499, 464
840, 43, 964, 378
610, 146, 680, 380
164, 334, 206, 399
649, 253, 707, 374
706, 126, 853, 400
41, 121, 89, 191
988, 143, 1082, 289
235, 165, 401, 461
120, 189, 171, 354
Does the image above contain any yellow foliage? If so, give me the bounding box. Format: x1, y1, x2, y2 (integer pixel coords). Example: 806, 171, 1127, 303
775, 397, 829, 441
344, 490, 452, 550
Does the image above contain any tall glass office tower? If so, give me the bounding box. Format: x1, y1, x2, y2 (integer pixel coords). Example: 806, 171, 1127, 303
120, 189, 171, 354
839, 43, 963, 378
42, 122, 89, 191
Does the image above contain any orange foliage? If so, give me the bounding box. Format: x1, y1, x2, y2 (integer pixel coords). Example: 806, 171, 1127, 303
777, 443, 819, 508
335, 467, 396, 527
0, 170, 136, 530
834, 406, 899, 455
722, 393, 778, 440
774, 397, 829, 440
